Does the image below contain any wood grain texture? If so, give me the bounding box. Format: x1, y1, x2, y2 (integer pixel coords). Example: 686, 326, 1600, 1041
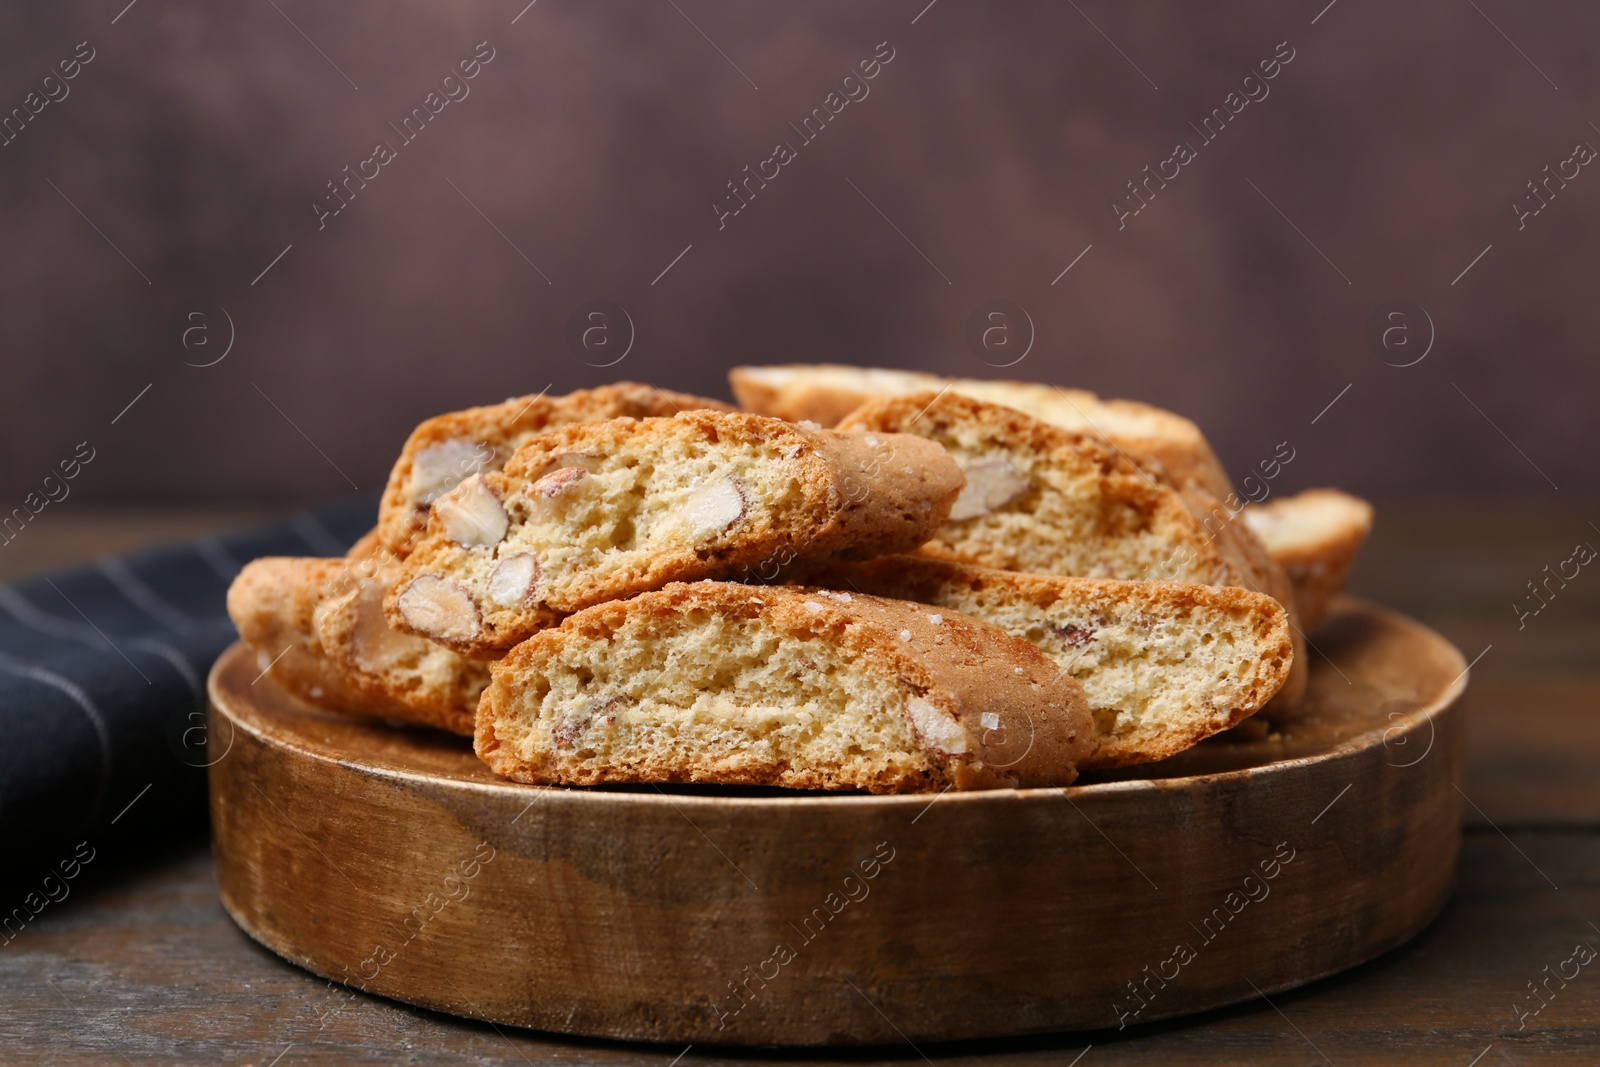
207, 599, 1465, 1045
4, 504, 1598, 1063
4, 827, 1596, 1063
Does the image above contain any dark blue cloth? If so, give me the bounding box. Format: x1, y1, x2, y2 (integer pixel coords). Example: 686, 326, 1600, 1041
0, 496, 376, 875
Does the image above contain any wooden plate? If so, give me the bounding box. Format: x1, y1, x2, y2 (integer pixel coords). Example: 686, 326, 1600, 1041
208, 597, 1467, 1046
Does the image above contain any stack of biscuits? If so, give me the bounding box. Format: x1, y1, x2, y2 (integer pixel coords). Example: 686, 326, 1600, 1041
228, 369, 1373, 794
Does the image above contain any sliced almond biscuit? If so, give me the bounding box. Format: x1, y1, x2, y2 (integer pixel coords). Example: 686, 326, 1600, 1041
313, 562, 491, 735
475, 582, 1094, 793
816, 557, 1293, 768
837, 391, 1307, 706
227, 557, 377, 714
385, 410, 966, 658
227, 555, 488, 734
835, 392, 1280, 591
1243, 488, 1374, 631
377, 383, 736, 558
730, 363, 1232, 499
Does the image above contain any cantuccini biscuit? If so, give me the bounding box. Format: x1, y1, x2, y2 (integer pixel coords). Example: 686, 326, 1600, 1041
475, 582, 1094, 793
730, 363, 1232, 499
227, 557, 378, 714
377, 383, 736, 557
312, 560, 490, 735
836, 391, 1307, 706
227, 555, 488, 734
1242, 488, 1374, 631
815, 557, 1293, 767
385, 410, 965, 658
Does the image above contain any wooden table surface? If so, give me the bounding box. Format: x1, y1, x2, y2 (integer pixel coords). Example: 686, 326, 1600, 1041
2, 504, 1597, 1065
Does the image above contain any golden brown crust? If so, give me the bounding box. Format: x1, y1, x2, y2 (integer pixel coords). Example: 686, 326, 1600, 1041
475, 582, 1093, 793
1193, 486, 1308, 708
226, 555, 487, 734
814, 556, 1293, 767
731, 363, 1232, 499
838, 391, 1307, 707
385, 410, 966, 658
377, 383, 736, 557
838, 392, 1256, 580
226, 557, 398, 717
1243, 489, 1375, 631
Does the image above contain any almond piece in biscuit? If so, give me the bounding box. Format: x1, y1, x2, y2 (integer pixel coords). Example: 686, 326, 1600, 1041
730, 363, 1232, 500
377, 383, 737, 558
385, 410, 966, 657
816, 556, 1293, 768
433, 474, 509, 548
474, 582, 1094, 793
1243, 488, 1374, 631
837, 391, 1307, 707
227, 554, 489, 735
314, 571, 490, 736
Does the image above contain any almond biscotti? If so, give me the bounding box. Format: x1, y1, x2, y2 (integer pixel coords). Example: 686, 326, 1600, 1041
227, 555, 488, 734
384, 410, 965, 658
835, 392, 1281, 591
815, 557, 1293, 767
1243, 489, 1374, 631
837, 391, 1306, 705
227, 557, 380, 714
377, 383, 736, 557
475, 582, 1094, 793
312, 561, 490, 734
730, 363, 1232, 499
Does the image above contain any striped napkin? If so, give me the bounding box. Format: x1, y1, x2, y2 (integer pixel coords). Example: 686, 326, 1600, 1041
0, 496, 374, 881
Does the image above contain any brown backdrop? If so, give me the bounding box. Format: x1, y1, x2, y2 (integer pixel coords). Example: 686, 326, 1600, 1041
1, 0, 1593, 506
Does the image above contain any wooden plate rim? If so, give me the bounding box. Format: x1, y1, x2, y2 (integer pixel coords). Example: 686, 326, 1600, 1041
210, 596, 1467, 811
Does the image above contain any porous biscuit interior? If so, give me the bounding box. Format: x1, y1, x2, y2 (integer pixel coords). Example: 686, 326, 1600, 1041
538, 436, 795, 588
392, 415, 859, 653
382, 385, 736, 555
903, 579, 1283, 764
481, 602, 937, 791
845, 396, 1222, 583
490, 423, 814, 605
316, 580, 488, 729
